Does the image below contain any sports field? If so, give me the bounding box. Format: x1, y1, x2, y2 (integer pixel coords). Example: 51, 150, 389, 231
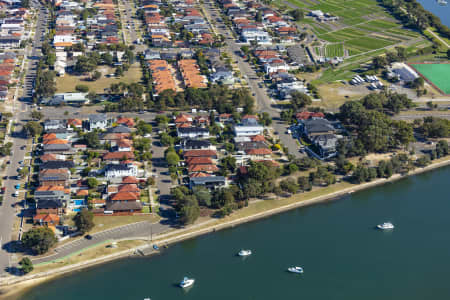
410, 63, 450, 94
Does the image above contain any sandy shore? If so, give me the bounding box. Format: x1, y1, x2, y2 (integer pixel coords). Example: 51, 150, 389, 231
1, 157, 450, 299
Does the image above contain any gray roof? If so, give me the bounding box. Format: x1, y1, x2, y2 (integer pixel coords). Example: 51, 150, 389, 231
40, 160, 75, 170
105, 164, 132, 171
106, 201, 142, 211
108, 125, 131, 133
303, 118, 335, 134
235, 141, 268, 151
89, 114, 108, 122
311, 134, 338, 150
190, 176, 226, 185
36, 199, 63, 209
178, 127, 209, 134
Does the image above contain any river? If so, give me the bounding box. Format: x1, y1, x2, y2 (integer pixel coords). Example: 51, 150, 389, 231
21, 166, 450, 300
417, 0, 450, 27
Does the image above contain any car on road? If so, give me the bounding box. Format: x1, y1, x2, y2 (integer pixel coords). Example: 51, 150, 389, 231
13, 191, 19, 197
15, 184, 20, 189
85, 235, 92, 240
18, 160, 23, 165
20, 145, 26, 150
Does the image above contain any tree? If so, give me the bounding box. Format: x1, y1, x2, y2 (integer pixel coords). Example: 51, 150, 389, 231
74, 56, 97, 74
92, 71, 102, 81
166, 151, 180, 166
136, 121, 152, 136
73, 209, 95, 234
82, 132, 101, 148
291, 9, 304, 21
87, 177, 99, 188
19, 257, 33, 274
36, 70, 56, 98
30, 110, 43, 120
22, 227, 57, 255
75, 85, 89, 93
290, 91, 312, 111
160, 132, 174, 146
24, 121, 43, 137
193, 186, 212, 206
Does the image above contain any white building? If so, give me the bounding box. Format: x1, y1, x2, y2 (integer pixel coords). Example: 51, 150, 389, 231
104, 164, 138, 179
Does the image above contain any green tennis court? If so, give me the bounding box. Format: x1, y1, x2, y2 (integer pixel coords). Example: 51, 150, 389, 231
410, 63, 450, 94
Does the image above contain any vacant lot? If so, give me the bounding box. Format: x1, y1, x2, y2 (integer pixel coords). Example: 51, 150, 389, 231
56, 64, 142, 93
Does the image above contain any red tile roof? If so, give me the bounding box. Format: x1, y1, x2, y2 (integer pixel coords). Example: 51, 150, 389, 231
183, 150, 217, 158
246, 148, 272, 155
103, 151, 135, 160
295, 111, 325, 120
122, 176, 139, 184
111, 191, 139, 201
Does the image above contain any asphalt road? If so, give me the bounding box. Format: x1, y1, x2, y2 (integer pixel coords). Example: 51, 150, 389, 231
31, 221, 170, 265
202, 0, 304, 158
0, 0, 48, 275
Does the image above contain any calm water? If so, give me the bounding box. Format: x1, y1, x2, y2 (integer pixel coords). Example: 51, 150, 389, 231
417, 0, 450, 27
23, 166, 450, 300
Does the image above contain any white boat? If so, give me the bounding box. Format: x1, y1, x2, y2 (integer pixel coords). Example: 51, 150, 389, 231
288, 266, 304, 274
179, 277, 195, 288
238, 249, 252, 256
377, 222, 394, 230
437, 0, 447, 6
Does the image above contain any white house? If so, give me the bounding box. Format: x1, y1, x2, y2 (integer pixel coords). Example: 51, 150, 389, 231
89, 114, 109, 131
241, 29, 272, 44
104, 164, 138, 179
177, 127, 210, 139
234, 125, 264, 137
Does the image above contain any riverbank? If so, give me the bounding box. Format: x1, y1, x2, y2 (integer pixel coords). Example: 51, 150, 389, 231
2, 157, 450, 299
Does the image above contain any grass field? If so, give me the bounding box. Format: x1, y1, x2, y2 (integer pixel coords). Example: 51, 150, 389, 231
56, 64, 142, 93
325, 43, 344, 57
410, 63, 450, 94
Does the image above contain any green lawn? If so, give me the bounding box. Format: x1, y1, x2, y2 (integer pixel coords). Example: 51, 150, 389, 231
410, 63, 450, 94
345, 36, 394, 52
56, 64, 143, 93
325, 43, 344, 57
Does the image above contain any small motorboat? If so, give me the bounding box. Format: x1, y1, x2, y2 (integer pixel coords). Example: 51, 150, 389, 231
377, 222, 394, 230
179, 277, 195, 288
238, 249, 252, 256
288, 266, 304, 274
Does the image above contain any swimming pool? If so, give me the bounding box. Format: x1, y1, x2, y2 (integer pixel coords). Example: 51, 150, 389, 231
73, 199, 86, 206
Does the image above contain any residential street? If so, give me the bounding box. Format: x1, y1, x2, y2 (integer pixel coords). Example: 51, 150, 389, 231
0, 0, 48, 275
202, 0, 304, 158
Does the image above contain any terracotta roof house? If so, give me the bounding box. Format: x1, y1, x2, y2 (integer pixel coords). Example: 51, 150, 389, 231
118, 183, 140, 193
122, 176, 139, 184
250, 135, 266, 142
103, 151, 135, 161
116, 117, 135, 127
110, 191, 139, 201
40, 154, 60, 162
183, 150, 217, 159
188, 164, 219, 173
295, 111, 325, 121
67, 118, 82, 128
33, 214, 60, 226
186, 157, 213, 165
245, 148, 272, 156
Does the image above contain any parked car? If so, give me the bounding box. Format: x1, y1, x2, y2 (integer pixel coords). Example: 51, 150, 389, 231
15, 184, 20, 189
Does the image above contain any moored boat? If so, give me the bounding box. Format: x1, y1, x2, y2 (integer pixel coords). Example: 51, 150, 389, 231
288, 266, 304, 274
238, 249, 252, 256
179, 277, 195, 288
377, 222, 394, 230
